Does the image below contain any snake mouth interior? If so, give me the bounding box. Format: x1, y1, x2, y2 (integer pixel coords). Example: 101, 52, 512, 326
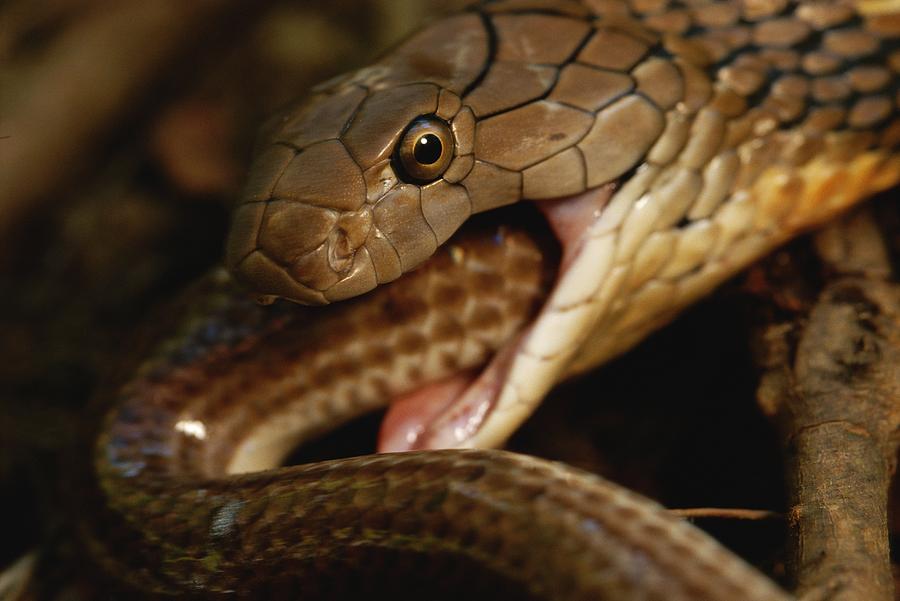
378, 185, 617, 452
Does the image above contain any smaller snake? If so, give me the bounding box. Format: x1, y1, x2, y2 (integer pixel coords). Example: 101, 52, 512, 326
85, 0, 900, 597
226, 0, 900, 450
86, 214, 787, 599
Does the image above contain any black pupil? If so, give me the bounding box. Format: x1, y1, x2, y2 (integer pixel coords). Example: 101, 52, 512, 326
413, 134, 442, 165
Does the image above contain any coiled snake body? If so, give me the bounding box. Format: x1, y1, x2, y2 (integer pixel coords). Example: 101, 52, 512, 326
87, 0, 900, 598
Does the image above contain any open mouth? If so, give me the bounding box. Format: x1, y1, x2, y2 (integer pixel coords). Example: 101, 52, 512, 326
378, 184, 618, 452
222, 183, 623, 474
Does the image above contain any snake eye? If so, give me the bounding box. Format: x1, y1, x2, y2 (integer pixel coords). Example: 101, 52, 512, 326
394, 116, 454, 183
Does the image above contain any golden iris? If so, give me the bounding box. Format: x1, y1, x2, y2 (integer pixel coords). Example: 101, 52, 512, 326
395, 116, 454, 183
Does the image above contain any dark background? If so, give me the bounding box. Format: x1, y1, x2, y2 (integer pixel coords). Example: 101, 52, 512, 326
1, 0, 898, 596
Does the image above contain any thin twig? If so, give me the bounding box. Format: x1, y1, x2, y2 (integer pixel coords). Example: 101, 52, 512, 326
669, 508, 783, 521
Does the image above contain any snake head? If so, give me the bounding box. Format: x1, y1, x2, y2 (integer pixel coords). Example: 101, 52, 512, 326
226, 13, 492, 305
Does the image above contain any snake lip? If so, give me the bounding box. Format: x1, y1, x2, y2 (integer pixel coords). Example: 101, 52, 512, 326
379, 185, 618, 452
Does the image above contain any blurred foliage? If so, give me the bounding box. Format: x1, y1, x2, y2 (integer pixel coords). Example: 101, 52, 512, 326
0, 0, 468, 581
0, 1, 898, 598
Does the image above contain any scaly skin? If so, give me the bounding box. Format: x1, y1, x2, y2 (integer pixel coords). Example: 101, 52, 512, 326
87, 215, 788, 599
226, 0, 900, 447
87, 0, 900, 598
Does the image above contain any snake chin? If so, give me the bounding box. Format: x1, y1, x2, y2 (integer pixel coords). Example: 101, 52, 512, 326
378, 185, 618, 453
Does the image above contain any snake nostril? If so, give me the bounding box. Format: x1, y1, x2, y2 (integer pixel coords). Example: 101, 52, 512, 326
328, 229, 355, 273
327, 209, 373, 274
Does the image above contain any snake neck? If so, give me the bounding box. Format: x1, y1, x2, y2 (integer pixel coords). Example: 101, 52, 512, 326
81, 1, 900, 597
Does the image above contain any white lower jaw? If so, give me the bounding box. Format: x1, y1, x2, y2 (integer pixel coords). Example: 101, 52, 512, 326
378, 184, 618, 452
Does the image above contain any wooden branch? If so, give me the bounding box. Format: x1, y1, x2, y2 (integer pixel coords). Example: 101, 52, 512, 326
755, 210, 900, 601
668, 508, 783, 521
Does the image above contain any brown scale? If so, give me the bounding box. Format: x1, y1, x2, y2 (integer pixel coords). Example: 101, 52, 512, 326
101, 218, 556, 479
464, 62, 558, 116
258, 29, 900, 479
225, 0, 900, 307
89, 1, 900, 598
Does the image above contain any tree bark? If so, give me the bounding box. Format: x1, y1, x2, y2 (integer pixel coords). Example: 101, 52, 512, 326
756, 211, 900, 601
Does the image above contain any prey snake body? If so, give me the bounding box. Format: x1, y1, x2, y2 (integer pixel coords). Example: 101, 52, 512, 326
86, 0, 900, 598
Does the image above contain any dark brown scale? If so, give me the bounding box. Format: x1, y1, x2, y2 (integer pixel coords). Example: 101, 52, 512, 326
429, 281, 468, 308
741, 0, 788, 21
759, 47, 801, 69
467, 304, 506, 330
772, 73, 810, 96
465, 62, 558, 117
397, 331, 428, 355
90, 1, 900, 598
643, 9, 694, 34
631, 0, 669, 14
804, 104, 848, 131
813, 75, 853, 102
847, 65, 892, 92
430, 314, 467, 341
797, 3, 856, 30
579, 29, 650, 69
711, 87, 750, 116
720, 64, 767, 94
773, 95, 808, 121
849, 94, 894, 128
824, 28, 881, 58
802, 50, 844, 75
693, 2, 740, 28
753, 17, 813, 47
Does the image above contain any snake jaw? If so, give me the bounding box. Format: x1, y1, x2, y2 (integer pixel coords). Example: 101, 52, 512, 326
224, 0, 900, 451
379, 186, 618, 452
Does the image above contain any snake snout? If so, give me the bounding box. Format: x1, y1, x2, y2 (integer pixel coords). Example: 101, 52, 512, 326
327, 209, 373, 273
224, 132, 385, 304
226, 198, 379, 305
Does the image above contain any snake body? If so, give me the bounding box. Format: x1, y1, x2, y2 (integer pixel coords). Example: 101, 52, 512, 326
87, 0, 900, 598
227, 0, 900, 448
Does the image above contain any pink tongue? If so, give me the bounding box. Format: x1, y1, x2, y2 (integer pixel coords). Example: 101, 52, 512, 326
378, 184, 617, 453
377, 333, 524, 452
377, 374, 474, 452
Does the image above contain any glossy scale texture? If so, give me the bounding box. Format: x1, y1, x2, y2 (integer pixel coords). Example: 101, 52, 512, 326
90, 0, 900, 598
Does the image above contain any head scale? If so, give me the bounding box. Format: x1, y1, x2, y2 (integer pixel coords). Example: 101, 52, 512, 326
226, 6, 658, 304
226, 13, 491, 305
